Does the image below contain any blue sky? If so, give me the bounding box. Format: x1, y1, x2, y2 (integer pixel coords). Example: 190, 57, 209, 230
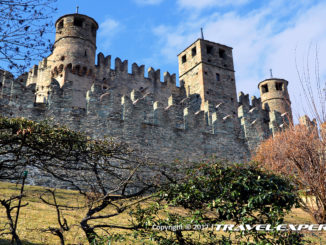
52, 0, 325, 120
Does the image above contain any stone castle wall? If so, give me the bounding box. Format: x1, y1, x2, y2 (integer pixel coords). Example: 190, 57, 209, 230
0, 51, 294, 165
1, 69, 251, 164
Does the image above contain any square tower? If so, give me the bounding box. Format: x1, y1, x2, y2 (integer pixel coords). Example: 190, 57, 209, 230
178, 39, 238, 117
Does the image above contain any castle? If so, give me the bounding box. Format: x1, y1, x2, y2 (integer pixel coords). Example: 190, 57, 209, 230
0, 13, 300, 164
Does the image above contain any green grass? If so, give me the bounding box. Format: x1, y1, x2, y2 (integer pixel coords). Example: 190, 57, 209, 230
0, 181, 326, 244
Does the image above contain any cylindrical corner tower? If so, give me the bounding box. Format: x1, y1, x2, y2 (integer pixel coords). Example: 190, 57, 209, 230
258, 78, 292, 123
52, 13, 98, 79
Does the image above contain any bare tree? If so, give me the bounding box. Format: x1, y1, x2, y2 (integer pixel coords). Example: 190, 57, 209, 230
0, 0, 57, 75
0, 117, 165, 243
0, 195, 28, 245
39, 189, 71, 245
254, 123, 326, 223
295, 44, 326, 124
41, 140, 160, 243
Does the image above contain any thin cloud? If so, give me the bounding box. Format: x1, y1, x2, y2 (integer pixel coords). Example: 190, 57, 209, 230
177, 0, 251, 9
98, 17, 121, 50
134, 0, 163, 5
99, 18, 119, 36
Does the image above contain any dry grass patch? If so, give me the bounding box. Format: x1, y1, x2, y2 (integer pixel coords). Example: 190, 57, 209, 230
0, 181, 326, 244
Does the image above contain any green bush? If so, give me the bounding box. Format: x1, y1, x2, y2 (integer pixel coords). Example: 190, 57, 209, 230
129, 162, 304, 244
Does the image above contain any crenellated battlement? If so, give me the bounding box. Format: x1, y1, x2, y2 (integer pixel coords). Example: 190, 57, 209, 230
96, 53, 111, 68
2, 65, 290, 163
0, 66, 298, 164
84, 85, 237, 135
26, 64, 39, 85
0, 71, 251, 163
26, 47, 186, 112
52, 63, 94, 78
130, 63, 144, 77
91, 54, 187, 110
237, 91, 291, 152
95, 53, 181, 85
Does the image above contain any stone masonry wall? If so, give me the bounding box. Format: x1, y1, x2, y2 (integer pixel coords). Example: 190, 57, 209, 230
1, 69, 251, 165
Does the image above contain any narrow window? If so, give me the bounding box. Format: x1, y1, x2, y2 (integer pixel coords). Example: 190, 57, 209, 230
58, 20, 64, 29
84, 50, 87, 57
275, 82, 283, 91
91, 24, 97, 37
73, 17, 84, 27
219, 49, 226, 58
75, 65, 80, 73
216, 73, 220, 81
191, 47, 197, 57
182, 55, 187, 63
262, 84, 269, 93
66, 63, 72, 71
81, 67, 87, 75
264, 103, 270, 111
58, 64, 64, 73
206, 45, 213, 54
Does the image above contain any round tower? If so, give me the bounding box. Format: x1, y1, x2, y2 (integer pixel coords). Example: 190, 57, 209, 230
51, 13, 98, 79
258, 78, 292, 123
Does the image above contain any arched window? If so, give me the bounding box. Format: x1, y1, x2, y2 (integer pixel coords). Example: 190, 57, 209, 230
74, 65, 81, 75
261, 84, 269, 93
81, 67, 87, 76
58, 64, 64, 73
54, 67, 58, 76
58, 20, 64, 29
66, 63, 72, 71
73, 17, 84, 27
275, 82, 283, 91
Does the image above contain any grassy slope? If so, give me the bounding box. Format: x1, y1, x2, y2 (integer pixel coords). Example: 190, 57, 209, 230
0, 181, 325, 245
